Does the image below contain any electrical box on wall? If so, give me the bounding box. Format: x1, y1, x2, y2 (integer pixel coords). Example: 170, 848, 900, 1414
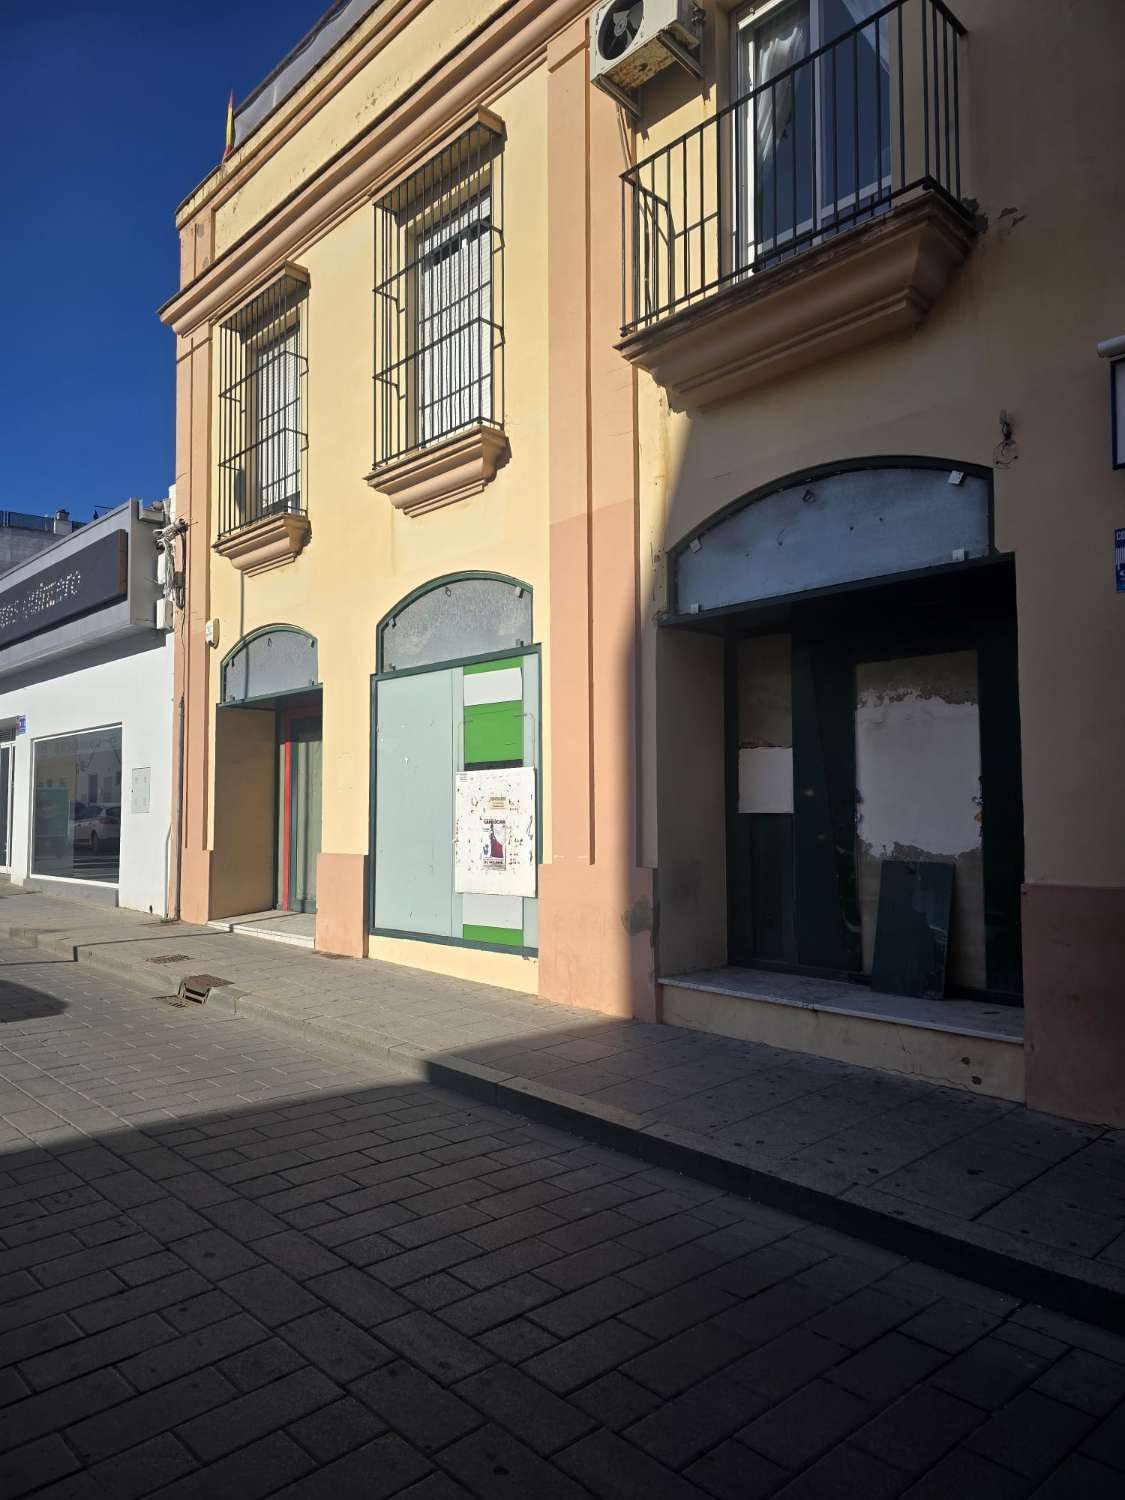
155, 599, 174, 632
590, 0, 703, 115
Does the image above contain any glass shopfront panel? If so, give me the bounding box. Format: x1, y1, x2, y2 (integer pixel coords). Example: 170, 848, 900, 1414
32, 727, 122, 884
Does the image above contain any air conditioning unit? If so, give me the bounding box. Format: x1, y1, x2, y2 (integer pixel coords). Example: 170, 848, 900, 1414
155, 598, 174, 632
590, 0, 704, 114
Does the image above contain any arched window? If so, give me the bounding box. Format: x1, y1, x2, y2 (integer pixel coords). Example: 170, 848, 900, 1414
377, 573, 531, 673
220, 626, 318, 705
672, 461, 992, 617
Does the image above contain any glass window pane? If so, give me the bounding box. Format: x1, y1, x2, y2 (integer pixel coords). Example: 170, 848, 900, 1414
32, 728, 122, 884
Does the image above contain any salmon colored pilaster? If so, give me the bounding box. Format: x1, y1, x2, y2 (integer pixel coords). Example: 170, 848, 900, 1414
170, 212, 216, 923
538, 22, 656, 1021
316, 855, 369, 958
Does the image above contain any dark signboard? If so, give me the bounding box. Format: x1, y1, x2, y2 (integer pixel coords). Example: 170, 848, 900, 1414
0, 531, 128, 650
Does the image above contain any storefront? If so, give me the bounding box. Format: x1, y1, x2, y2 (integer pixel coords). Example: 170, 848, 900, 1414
0, 500, 174, 914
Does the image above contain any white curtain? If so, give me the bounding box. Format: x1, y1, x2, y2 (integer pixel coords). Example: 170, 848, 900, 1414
754, 10, 811, 166
254, 326, 300, 513
416, 195, 492, 446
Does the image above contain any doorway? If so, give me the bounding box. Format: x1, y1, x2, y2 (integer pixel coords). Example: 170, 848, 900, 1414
725, 563, 1024, 1001
276, 707, 322, 914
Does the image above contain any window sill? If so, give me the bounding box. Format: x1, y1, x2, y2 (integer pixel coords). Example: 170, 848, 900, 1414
214, 511, 311, 575
617, 191, 977, 409
366, 425, 510, 517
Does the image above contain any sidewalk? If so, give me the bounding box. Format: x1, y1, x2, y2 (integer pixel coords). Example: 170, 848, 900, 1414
3, 882, 1125, 1331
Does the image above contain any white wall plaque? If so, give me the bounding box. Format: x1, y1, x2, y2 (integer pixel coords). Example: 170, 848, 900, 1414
454, 766, 537, 898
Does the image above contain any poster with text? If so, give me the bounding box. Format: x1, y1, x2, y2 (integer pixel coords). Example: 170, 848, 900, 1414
454, 766, 537, 897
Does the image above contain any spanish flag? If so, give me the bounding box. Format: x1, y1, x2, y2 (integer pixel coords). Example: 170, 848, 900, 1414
222, 90, 235, 163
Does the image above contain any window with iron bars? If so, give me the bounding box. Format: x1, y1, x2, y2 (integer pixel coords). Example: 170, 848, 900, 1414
217, 271, 309, 539
372, 117, 505, 471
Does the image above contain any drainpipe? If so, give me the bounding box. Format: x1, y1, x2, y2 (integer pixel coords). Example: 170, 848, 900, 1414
173, 693, 185, 920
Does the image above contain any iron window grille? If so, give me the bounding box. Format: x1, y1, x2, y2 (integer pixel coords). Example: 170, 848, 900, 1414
217, 270, 309, 539
373, 116, 505, 471
621, 0, 966, 334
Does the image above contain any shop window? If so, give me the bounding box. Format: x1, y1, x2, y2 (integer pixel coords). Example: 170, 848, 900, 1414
31, 727, 123, 885
217, 271, 309, 539
371, 574, 537, 953
373, 116, 505, 470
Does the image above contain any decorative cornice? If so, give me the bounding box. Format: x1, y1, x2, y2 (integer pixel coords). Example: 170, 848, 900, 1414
366, 426, 510, 515
160, 0, 590, 337
618, 193, 977, 409
214, 512, 311, 575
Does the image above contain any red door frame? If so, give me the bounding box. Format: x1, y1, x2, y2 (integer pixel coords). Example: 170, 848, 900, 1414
277, 700, 320, 913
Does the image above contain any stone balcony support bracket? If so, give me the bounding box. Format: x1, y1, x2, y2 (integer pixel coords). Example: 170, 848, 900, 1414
214, 512, 311, 575
365, 425, 510, 517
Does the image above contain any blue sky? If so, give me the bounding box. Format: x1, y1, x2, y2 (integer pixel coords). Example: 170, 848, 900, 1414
0, 0, 329, 520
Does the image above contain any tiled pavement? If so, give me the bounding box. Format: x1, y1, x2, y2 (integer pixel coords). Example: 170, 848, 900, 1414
3, 940, 1125, 1497
3, 887, 1125, 1324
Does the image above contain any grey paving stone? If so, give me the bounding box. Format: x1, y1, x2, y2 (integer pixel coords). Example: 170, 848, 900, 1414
18, 1312, 173, 1391
72, 1269, 212, 1334
930, 1334, 1053, 1410
728, 1327, 850, 1400
117, 1313, 266, 1392
455, 1362, 596, 1456
174, 1228, 262, 1280
899, 1446, 1033, 1498
1029, 1454, 1125, 1498
478, 1316, 559, 1364
176, 1365, 339, 1461
965, 1389, 1095, 1481
286, 1395, 384, 1463
526, 1319, 653, 1395
144, 1431, 315, 1500
221, 1264, 322, 1326
1034, 1347, 1125, 1417
683, 1438, 787, 1500
851, 1383, 985, 1474
528, 1275, 647, 1338
352, 1359, 480, 1452
218, 1334, 306, 1391
442, 1423, 591, 1500
1078, 1399, 1125, 1472
32, 1433, 198, 1500
0, 1366, 133, 1454
0, 1433, 80, 1500
826, 1331, 946, 1404
556, 1426, 710, 1499
65, 1367, 236, 1464
377, 1310, 494, 1384
268, 1431, 432, 1499
899, 1298, 1004, 1354
768, 1442, 905, 1500
625, 1371, 768, 1471
805, 1286, 919, 1350
620, 1279, 737, 1340
738, 1379, 874, 1470
437, 1272, 558, 1335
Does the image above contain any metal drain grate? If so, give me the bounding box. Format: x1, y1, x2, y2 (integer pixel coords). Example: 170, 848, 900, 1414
176, 973, 233, 1005
148, 953, 193, 964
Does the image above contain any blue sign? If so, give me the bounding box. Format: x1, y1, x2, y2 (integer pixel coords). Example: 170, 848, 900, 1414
16, 715, 25, 736
1117, 529, 1125, 593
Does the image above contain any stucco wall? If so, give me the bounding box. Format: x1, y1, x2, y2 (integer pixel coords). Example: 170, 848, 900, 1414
203, 63, 551, 989
638, 0, 1125, 895
0, 635, 175, 915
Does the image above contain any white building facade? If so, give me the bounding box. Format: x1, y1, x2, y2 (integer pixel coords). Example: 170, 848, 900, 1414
0, 500, 175, 915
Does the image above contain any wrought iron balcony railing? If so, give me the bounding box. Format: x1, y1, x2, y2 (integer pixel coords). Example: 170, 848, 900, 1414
620, 0, 967, 337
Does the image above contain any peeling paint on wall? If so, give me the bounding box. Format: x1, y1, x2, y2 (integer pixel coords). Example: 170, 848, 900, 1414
855, 651, 986, 990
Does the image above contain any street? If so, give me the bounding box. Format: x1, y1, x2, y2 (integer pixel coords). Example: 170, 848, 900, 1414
2, 940, 1124, 1499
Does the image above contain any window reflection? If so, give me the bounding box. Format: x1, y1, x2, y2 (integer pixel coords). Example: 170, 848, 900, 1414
32, 727, 122, 883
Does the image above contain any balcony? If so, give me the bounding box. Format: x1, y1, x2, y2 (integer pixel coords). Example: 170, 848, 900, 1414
618, 0, 975, 407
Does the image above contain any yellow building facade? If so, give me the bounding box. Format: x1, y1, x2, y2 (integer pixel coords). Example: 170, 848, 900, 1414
163, 0, 1125, 1127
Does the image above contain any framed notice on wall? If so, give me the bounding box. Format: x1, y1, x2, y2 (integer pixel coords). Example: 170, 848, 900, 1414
454, 766, 536, 898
